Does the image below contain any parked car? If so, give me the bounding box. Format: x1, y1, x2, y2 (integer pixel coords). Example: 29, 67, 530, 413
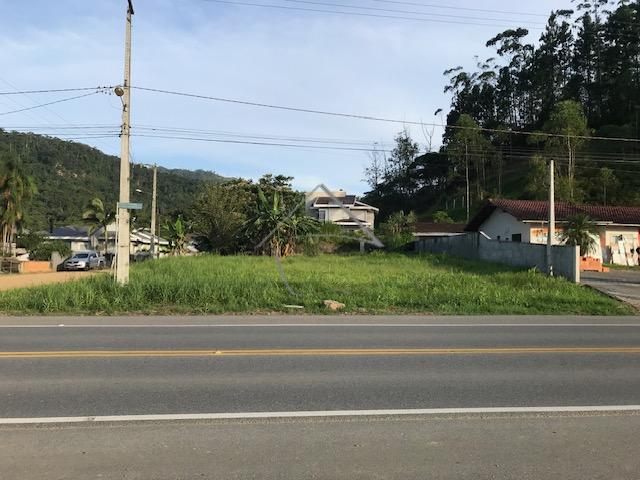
59, 251, 106, 271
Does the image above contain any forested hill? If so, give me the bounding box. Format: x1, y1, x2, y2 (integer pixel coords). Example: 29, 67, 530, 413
0, 130, 226, 231
363, 1, 640, 222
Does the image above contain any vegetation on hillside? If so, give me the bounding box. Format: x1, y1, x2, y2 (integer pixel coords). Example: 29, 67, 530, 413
364, 1, 640, 222
0, 130, 225, 232
0, 253, 629, 315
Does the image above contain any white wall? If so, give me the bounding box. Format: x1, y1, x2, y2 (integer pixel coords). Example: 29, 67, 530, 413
604, 227, 639, 265
70, 241, 91, 253
480, 210, 530, 242
324, 207, 374, 226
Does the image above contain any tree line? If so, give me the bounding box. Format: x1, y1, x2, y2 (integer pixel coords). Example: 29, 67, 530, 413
364, 1, 640, 222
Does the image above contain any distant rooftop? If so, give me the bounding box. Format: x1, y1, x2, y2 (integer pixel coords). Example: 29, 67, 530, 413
466, 199, 640, 231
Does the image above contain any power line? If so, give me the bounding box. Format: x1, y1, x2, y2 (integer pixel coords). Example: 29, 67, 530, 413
2, 124, 119, 129
131, 85, 640, 143
132, 133, 398, 152
0, 87, 111, 96
276, 0, 546, 26
0, 78, 119, 154
0, 92, 100, 116
133, 125, 395, 146
202, 0, 541, 29
368, 0, 548, 18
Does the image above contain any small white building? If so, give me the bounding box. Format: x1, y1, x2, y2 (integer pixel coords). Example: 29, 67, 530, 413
465, 199, 640, 265
44, 224, 169, 256
306, 190, 378, 229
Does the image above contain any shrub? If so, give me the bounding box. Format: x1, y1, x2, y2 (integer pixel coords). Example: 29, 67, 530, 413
16, 232, 46, 251
30, 241, 71, 261
432, 211, 454, 224
380, 211, 416, 251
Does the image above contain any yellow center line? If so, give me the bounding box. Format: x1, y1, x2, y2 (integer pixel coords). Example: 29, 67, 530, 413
1, 347, 640, 358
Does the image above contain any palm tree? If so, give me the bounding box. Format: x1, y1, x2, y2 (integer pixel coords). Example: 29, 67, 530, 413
247, 188, 318, 256
163, 216, 188, 255
82, 197, 115, 255
0, 151, 37, 256
559, 213, 599, 257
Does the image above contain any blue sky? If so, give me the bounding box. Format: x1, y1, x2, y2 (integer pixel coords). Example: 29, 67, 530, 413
1, 0, 573, 194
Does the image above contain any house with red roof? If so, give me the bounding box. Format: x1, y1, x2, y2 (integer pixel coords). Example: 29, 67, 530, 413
465, 199, 640, 266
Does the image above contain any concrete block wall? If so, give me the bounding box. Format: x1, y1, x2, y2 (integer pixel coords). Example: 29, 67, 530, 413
416, 233, 580, 283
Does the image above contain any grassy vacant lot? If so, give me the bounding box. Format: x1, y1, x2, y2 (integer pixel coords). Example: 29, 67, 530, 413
0, 253, 632, 315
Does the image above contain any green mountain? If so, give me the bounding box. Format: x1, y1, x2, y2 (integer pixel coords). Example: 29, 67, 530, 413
0, 130, 226, 231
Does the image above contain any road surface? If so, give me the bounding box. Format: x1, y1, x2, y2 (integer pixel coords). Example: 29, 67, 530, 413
1, 316, 639, 479
582, 270, 640, 309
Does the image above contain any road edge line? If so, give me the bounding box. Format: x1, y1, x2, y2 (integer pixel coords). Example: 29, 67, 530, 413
2, 406, 640, 424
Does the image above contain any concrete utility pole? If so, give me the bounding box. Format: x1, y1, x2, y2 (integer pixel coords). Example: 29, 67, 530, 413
150, 163, 157, 259
547, 158, 555, 276
465, 140, 470, 222
115, 0, 134, 285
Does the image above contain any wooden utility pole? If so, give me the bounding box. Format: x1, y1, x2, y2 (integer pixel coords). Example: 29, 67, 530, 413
150, 163, 157, 259
115, 0, 134, 285
547, 158, 555, 276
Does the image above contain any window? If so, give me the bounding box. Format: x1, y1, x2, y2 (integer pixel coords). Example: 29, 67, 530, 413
512, 234, 522, 243
318, 210, 326, 221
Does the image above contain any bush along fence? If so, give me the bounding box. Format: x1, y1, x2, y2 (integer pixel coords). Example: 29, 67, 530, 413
415, 232, 580, 283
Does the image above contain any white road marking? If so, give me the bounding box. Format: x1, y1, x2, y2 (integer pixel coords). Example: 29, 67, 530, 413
0, 323, 640, 328
1, 405, 639, 424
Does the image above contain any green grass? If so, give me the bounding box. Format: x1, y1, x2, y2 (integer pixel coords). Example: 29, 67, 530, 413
604, 263, 640, 271
0, 253, 632, 315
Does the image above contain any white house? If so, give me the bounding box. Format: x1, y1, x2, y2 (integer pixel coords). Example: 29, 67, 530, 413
465, 199, 640, 265
306, 190, 378, 229
44, 224, 169, 255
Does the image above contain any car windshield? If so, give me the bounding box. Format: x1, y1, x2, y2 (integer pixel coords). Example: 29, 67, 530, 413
73, 253, 89, 259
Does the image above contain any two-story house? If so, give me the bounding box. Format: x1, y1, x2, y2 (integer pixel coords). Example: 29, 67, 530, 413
306, 190, 378, 230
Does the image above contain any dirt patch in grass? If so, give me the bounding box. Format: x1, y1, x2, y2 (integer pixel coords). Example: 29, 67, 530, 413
0, 271, 105, 291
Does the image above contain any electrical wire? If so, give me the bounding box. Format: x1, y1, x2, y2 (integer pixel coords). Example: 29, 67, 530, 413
202, 0, 540, 29
276, 0, 546, 26
133, 125, 395, 147
131, 85, 640, 143
0, 87, 111, 96
367, 0, 548, 17
132, 133, 397, 152
0, 92, 100, 116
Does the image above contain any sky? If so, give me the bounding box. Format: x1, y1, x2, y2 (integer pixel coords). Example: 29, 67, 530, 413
0, 0, 574, 194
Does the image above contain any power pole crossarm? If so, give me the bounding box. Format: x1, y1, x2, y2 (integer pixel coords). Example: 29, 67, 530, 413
115, 0, 134, 285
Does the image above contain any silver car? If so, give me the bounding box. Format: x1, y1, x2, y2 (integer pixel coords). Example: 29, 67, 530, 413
61, 251, 105, 271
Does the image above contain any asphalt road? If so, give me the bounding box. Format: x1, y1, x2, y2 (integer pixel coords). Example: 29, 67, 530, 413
3, 413, 640, 480
2, 317, 640, 479
582, 270, 640, 309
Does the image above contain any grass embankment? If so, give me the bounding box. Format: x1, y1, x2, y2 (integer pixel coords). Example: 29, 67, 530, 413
0, 253, 631, 315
